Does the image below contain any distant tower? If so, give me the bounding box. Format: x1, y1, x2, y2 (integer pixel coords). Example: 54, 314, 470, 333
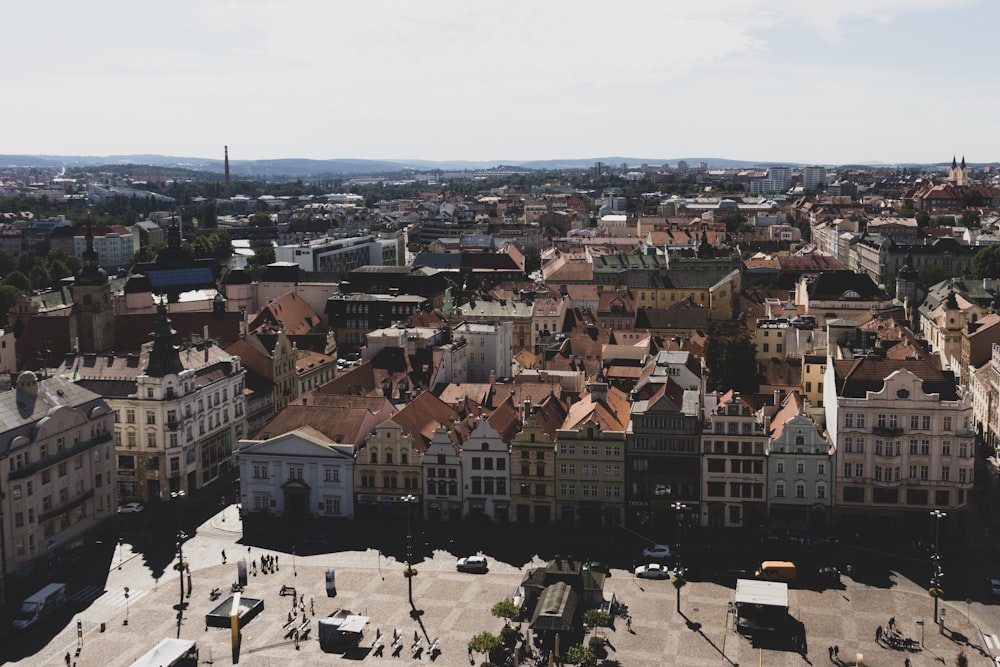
224, 145, 231, 199
69, 220, 115, 353
949, 155, 968, 186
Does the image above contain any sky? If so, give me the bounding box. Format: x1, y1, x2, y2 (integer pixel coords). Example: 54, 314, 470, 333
5, 0, 999, 165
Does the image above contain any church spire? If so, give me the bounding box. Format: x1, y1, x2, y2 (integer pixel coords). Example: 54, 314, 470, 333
144, 298, 185, 377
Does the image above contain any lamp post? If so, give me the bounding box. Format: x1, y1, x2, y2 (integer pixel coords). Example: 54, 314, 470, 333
930, 509, 946, 631
672, 501, 687, 540
171, 491, 187, 603
402, 494, 417, 612
292, 546, 297, 577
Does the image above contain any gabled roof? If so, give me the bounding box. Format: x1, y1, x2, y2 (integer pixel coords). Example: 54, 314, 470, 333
831, 358, 958, 401
249, 292, 321, 335
253, 394, 397, 446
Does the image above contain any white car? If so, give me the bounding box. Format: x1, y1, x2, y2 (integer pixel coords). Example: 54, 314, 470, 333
642, 544, 672, 560
988, 578, 1000, 597
118, 502, 144, 514
634, 563, 670, 580
456, 556, 488, 573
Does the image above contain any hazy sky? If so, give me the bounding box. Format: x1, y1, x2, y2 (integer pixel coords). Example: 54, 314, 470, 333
5, 0, 997, 165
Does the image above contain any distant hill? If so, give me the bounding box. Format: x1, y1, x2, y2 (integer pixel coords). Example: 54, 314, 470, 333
0, 154, 983, 178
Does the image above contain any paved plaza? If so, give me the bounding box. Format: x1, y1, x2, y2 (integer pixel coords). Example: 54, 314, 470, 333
8, 508, 999, 667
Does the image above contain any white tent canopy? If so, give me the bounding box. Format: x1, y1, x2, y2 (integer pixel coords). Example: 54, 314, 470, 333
735, 579, 788, 608
129, 638, 197, 667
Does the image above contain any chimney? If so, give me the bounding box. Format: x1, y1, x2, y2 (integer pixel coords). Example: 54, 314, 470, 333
224, 145, 231, 199
774, 389, 783, 406
588, 382, 609, 404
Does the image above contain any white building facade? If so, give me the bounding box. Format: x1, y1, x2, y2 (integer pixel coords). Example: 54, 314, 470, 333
238, 430, 355, 520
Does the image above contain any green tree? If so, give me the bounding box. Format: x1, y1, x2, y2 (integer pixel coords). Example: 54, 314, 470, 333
704, 321, 759, 394
490, 599, 519, 621
0, 249, 16, 276
29, 265, 52, 291
967, 244, 1000, 280
565, 643, 597, 666
1, 271, 30, 291
467, 631, 502, 656
582, 609, 611, 629
917, 265, 949, 287
0, 285, 22, 326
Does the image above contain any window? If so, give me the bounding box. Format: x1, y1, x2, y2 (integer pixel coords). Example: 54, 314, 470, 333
41, 470, 50, 485
817, 462, 826, 475
943, 416, 952, 431
559, 463, 576, 475
856, 414, 865, 428
324, 467, 340, 482
856, 437, 864, 453
484, 458, 493, 471
707, 482, 726, 497
942, 441, 951, 456
11, 485, 21, 500
535, 484, 545, 496
709, 459, 727, 473
843, 462, 852, 478
844, 413, 854, 428
288, 466, 304, 481
324, 497, 341, 515
941, 466, 950, 481
147, 433, 157, 448
844, 437, 853, 453
57, 462, 67, 477
775, 482, 785, 498
795, 483, 805, 499
855, 463, 863, 478
909, 439, 918, 454
146, 411, 155, 425
910, 415, 919, 429
921, 440, 930, 455
796, 461, 805, 474
126, 409, 135, 424
816, 484, 826, 499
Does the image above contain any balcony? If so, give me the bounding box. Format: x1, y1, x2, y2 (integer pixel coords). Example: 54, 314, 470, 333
39, 489, 94, 523
872, 426, 903, 437
8, 432, 113, 481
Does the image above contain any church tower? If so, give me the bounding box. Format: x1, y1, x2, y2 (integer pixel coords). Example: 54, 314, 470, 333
949, 155, 969, 186
69, 222, 115, 353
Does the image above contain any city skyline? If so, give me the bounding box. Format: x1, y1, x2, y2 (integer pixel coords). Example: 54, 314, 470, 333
5, 0, 997, 164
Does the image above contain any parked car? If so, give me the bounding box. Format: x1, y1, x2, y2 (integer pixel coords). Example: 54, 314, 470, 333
987, 578, 1000, 597
118, 502, 144, 514
456, 556, 488, 573
642, 544, 672, 560
302, 534, 329, 545
634, 563, 670, 580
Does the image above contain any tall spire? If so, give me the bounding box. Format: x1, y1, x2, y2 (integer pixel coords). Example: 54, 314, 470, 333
75, 216, 108, 286
145, 298, 185, 377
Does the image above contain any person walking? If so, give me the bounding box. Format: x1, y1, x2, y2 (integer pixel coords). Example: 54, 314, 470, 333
65, 653, 71, 667
888, 616, 896, 631
828, 646, 834, 660
904, 658, 910, 667
876, 625, 883, 643
221, 549, 226, 564
833, 645, 839, 658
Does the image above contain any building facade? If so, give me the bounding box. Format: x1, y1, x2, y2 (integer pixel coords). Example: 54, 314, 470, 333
238, 429, 355, 520
0, 373, 115, 604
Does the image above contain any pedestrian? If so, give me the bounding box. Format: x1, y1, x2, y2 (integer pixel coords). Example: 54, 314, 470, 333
275, 555, 279, 570
626, 615, 633, 632
834, 645, 839, 658
876, 625, 883, 642
65, 652, 71, 667
221, 549, 226, 564
904, 659, 910, 667
888, 616, 895, 630
828, 646, 834, 660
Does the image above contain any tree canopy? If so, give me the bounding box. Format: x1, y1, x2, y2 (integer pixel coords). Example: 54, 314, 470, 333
704, 320, 759, 394
967, 244, 1000, 280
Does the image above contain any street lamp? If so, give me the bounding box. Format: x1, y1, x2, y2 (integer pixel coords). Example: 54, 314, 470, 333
402, 494, 417, 612
292, 546, 297, 577
171, 491, 187, 603
930, 509, 947, 631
